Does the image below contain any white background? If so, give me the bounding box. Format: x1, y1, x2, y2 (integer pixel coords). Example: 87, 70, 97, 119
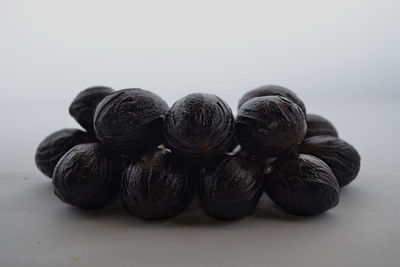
1, 1, 400, 266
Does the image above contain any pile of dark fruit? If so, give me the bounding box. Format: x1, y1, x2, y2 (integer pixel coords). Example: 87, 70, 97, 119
35, 85, 360, 220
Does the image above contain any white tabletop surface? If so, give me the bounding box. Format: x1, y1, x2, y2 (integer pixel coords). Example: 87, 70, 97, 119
1, 98, 399, 267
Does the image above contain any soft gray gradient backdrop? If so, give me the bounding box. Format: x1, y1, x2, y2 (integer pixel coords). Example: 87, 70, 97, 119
1, 0, 399, 171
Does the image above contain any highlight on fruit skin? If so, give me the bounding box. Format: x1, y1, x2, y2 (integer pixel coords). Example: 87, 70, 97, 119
300, 136, 361, 187
52, 143, 121, 209
94, 88, 169, 155
199, 154, 264, 220
238, 85, 306, 115
305, 113, 338, 138
69, 86, 114, 134
264, 154, 340, 216
164, 93, 235, 162
236, 95, 307, 158
121, 148, 193, 219
35, 128, 95, 178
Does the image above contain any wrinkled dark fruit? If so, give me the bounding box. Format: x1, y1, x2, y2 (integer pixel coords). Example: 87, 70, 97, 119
94, 89, 169, 154
36, 85, 359, 218
300, 136, 361, 187
121, 148, 193, 219
35, 129, 95, 178
199, 154, 264, 220
236, 96, 307, 158
164, 93, 234, 161
52, 143, 121, 209
238, 85, 306, 114
264, 154, 340, 216
305, 114, 338, 138
69, 86, 114, 133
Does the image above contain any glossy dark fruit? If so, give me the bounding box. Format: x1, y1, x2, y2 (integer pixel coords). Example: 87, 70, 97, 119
35, 129, 95, 178
164, 93, 234, 161
236, 96, 307, 158
226, 135, 239, 152
94, 89, 169, 154
121, 148, 193, 219
69, 86, 114, 133
238, 85, 306, 114
264, 154, 340, 216
199, 154, 264, 220
305, 114, 338, 138
300, 136, 360, 187
53, 143, 121, 209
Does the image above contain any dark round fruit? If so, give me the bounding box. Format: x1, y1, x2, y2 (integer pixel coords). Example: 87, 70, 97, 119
164, 93, 234, 161
52, 143, 121, 209
300, 136, 360, 187
238, 85, 306, 114
305, 114, 338, 138
121, 148, 193, 219
94, 89, 169, 154
264, 154, 340, 216
35, 129, 95, 178
199, 154, 263, 220
236, 95, 307, 158
69, 86, 114, 133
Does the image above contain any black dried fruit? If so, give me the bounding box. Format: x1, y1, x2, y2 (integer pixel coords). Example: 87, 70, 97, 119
94, 89, 169, 154
238, 85, 306, 114
35, 129, 95, 178
69, 86, 114, 133
264, 154, 339, 216
305, 114, 338, 138
236, 95, 307, 158
164, 93, 234, 161
199, 154, 263, 220
52, 143, 121, 209
121, 148, 193, 219
300, 136, 360, 187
